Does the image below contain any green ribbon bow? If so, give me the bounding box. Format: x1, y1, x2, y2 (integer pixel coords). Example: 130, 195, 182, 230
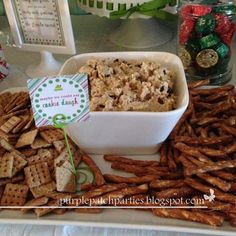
110, 0, 177, 21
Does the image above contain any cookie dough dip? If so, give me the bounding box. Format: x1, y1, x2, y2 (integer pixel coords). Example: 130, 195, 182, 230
79, 59, 177, 112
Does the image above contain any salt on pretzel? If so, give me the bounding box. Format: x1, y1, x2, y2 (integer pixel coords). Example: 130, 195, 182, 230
185, 160, 236, 176
104, 155, 159, 167
104, 174, 159, 184
152, 208, 224, 226
154, 186, 194, 199
82, 183, 128, 199
150, 179, 184, 189
183, 155, 235, 181
111, 162, 167, 175
190, 84, 234, 96
174, 142, 211, 163
173, 135, 233, 146
187, 79, 210, 89
185, 178, 236, 204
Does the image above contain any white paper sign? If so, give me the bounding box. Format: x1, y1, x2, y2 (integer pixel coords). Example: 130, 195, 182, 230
4, 0, 75, 54
27, 74, 90, 127
14, 0, 64, 46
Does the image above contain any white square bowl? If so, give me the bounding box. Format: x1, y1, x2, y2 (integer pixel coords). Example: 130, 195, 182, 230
59, 52, 189, 155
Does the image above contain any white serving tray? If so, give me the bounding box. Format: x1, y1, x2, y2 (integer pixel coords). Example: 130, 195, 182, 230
0, 88, 235, 235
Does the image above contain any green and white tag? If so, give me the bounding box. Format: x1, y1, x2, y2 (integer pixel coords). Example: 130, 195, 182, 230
27, 74, 90, 127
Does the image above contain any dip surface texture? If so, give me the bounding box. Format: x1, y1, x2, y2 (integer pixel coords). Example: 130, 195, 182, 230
79, 59, 177, 112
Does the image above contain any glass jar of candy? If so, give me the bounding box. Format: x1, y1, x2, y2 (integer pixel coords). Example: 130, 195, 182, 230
178, 0, 236, 85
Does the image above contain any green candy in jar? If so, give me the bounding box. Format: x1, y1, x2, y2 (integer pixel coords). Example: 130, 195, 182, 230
213, 4, 236, 14
185, 39, 200, 53
199, 33, 220, 49
213, 42, 230, 58
178, 1, 236, 84
216, 56, 230, 74
195, 14, 216, 35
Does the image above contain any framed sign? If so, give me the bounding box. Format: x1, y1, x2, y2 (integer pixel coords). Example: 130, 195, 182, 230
3, 0, 76, 54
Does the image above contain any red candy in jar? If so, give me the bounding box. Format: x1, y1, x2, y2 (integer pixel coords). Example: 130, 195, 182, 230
178, 1, 236, 85
179, 19, 195, 45
180, 4, 212, 18
191, 5, 212, 16
221, 24, 236, 46
214, 14, 232, 34
180, 5, 192, 18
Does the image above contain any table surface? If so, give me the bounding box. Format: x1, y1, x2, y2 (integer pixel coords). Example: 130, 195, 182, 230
0, 15, 236, 236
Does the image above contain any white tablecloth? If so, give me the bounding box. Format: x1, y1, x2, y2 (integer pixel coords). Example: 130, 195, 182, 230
0, 15, 235, 236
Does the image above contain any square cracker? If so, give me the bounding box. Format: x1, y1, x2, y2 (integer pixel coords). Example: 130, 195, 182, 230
0, 116, 22, 133
11, 152, 27, 176
39, 147, 57, 158
27, 149, 54, 171
24, 162, 52, 188
15, 129, 38, 148
54, 148, 71, 168
53, 140, 65, 153
40, 129, 64, 144
31, 137, 51, 149
0, 138, 16, 152
28, 149, 53, 166
56, 161, 76, 193
12, 115, 30, 134
30, 181, 56, 198
1, 183, 29, 206
0, 153, 14, 178
3, 152, 27, 177
54, 147, 80, 168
